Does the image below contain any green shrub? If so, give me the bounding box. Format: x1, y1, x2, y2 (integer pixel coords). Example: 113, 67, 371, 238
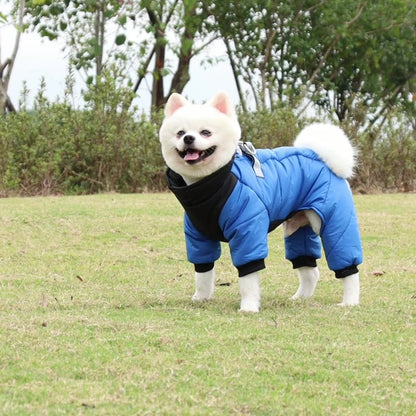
0, 74, 166, 196
0, 80, 414, 196
0, 106, 71, 195
351, 114, 416, 193
238, 106, 301, 148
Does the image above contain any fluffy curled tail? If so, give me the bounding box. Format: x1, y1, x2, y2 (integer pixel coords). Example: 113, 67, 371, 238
294, 123, 357, 178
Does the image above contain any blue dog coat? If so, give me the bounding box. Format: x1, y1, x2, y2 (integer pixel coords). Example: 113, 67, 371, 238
167, 146, 363, 278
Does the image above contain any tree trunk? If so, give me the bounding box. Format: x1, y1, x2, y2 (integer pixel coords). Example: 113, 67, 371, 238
223, 37, 247, 113
0, 82, 7, 116
0, 0, 25, 115
146, 6, 166, 110
152, 29, 166, 109
94, 1, 105, 77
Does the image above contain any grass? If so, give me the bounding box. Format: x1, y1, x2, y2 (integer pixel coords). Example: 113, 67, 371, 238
0, 193, 415, 415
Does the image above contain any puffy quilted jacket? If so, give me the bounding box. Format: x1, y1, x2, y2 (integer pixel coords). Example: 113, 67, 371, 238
167, 146, 363, 278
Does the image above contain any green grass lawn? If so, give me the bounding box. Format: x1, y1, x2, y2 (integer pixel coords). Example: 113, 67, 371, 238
0, 193, 415, 415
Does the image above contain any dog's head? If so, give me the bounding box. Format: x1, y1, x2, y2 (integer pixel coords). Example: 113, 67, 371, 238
159, 92, 241, 183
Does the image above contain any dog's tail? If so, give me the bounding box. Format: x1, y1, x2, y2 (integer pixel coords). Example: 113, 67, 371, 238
294, 123, 357, 179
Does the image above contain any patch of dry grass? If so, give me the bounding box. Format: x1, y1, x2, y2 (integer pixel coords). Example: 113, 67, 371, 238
0, 193, 415, 415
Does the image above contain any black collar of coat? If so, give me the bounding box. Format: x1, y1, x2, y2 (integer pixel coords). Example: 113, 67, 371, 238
166, 158, 237, 241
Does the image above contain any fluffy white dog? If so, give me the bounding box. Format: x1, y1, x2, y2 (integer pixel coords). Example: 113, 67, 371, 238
159, 92, 362, 312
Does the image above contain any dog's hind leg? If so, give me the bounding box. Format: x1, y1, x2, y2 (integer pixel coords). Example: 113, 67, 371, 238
339, 272, 360, 306
291, 266, 320, 300
283, 210, 321, 237
192, 269, 215, 302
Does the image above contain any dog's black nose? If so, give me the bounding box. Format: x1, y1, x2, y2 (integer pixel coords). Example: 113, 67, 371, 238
183, 135, 195, 145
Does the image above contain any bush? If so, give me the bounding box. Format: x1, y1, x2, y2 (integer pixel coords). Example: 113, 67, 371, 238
0, 81, 414, 196
0, 75, 166, 196
238, 106, 301, 148
352, 115, 416, 193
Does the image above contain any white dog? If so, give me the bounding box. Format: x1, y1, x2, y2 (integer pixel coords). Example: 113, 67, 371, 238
159, 92, 362, 312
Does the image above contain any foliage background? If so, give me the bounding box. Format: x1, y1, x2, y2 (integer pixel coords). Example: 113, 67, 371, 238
0, 75, 415, 196
1, 1, 415, 195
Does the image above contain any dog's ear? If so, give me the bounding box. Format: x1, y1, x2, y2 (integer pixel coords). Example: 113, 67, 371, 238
165, 93, 188, 116
208, 92, 236, 118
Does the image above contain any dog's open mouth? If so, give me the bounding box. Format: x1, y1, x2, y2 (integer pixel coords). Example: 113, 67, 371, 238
177, 146, 216, 164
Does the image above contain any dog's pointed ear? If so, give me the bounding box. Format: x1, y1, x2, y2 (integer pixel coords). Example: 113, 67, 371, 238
164, 93, 188, 116
209, 92, 236, 118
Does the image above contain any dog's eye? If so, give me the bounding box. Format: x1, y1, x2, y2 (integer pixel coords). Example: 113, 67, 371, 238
176, 130, 186, 138
200, 129, 212, 137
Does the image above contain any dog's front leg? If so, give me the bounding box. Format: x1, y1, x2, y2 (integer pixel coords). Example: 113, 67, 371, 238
339, 273, 360, 306
239, 272, 260, 312
192, 269, 215, 302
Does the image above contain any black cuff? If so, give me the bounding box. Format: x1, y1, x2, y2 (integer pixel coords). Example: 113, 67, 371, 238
334, 265, 359, 279
194, 263, 215, 273
237, 259, 265, 277
291, 256, 317, 269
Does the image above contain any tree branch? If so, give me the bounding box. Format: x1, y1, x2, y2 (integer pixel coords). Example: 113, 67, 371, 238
0, 0, 25, 114
3, 0, 25, 88
297, 1, 367, 116
223, 37, 247, 113
132, 46, 155, 94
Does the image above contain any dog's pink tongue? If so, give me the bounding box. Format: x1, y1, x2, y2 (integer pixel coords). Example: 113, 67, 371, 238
184, 149, 200, 161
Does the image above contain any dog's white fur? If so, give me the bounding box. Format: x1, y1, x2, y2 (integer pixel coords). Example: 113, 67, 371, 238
160, 92, 360, 312
294, 123, 357, 179
160, 92, 240, 185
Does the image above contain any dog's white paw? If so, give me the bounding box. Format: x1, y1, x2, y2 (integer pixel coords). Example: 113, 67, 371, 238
239, 299, 260, 313
291, 266, 320, 300
338, 273, 360, 306
238, 272, 260, 313
337, 300, 359, 307
192, 269, 215, 302
192, 291, 213, 302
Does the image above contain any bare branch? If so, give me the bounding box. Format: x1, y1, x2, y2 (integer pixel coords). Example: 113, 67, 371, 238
0, 0, 25, 114
132, 46, 156, 94
223, 37, 247, 112
3, 0, 25, 88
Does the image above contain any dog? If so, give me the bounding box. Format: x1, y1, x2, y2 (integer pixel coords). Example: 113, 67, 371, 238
159, 91, 362, 312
